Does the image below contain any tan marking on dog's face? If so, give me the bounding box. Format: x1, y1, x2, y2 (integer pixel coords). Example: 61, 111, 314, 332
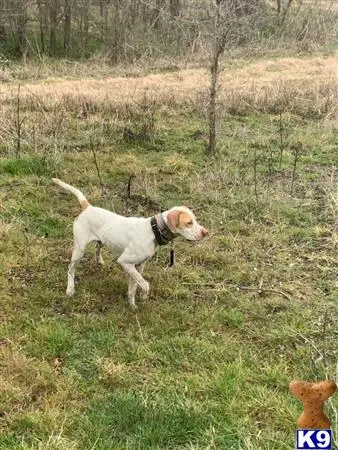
167, 210, 194, 231
80, 199, 90, 211
178, 211, 194, 229
167, 210, 181, 230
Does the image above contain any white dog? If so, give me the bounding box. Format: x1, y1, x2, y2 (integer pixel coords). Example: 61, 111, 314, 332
53, 178, 208, 309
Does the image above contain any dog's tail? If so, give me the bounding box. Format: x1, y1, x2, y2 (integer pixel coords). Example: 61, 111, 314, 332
52, 178, 90, 211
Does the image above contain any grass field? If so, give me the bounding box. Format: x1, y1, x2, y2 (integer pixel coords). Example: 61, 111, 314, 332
0, 53, 337, 449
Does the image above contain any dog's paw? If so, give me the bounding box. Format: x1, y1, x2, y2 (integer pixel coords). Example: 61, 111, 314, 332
128, 294, 138, 310
140, 289, 148, 300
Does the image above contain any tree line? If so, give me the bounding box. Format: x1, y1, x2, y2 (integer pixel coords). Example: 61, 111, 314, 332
1, 0, 194, 61
0, 0, 336, 62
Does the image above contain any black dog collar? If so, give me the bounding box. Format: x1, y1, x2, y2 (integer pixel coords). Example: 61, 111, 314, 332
151, 214, 177, 246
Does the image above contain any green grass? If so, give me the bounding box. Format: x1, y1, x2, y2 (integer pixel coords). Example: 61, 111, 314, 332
0, 155, 59, 177
0, 77, 337, 449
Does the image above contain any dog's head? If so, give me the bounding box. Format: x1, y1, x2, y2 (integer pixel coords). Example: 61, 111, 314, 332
165, 206, 208, 241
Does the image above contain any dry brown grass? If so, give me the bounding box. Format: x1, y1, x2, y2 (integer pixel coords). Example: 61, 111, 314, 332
1, 55, 337, 114
1, 55, 336, 157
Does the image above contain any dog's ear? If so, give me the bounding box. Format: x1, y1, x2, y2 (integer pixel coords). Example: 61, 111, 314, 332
167, 210, 181, 231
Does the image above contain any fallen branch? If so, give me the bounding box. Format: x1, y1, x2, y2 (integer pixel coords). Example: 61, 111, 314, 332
238, 285, 292, 301
127, 174, 136, 199
180, 281, 292, 301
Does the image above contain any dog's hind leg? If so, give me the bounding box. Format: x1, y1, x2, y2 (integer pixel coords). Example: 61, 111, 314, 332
127, 262, 146, 310
67, 221, 94, 296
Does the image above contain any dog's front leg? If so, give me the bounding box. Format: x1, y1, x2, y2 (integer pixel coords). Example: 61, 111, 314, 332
127, 262, 147, 309
119, 262, 149, 296
117, 250, 149, 300
127, 277, 138, 310
136, 262, 147, 300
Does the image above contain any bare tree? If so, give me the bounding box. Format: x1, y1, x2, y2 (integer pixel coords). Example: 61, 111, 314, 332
169, 0, 180, 19
99, 0, 109, 43
64, 0, 71, 54
152, 0, 165, 29
276, 0, 294, 26
207, 0, 267, 153
208, 0, 229, 154
49, 0, 60, 55
7, 0, 29, 60
37, 0, 47, 54
0, 0, 7, 46
18, 2, 29, 61
79, 0, 89, 58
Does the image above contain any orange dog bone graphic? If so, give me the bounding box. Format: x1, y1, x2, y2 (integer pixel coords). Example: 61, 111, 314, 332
289, 380, 337, 429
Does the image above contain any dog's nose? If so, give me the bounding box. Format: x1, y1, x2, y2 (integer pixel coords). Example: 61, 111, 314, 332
201, 227, 208, 237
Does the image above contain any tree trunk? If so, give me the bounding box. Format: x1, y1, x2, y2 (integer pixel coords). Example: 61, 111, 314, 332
208, 50, 220, 154
208, 1, 223, 154
49, 0, 58, 55
129, 0, 138, 26
152, 0, 164, 29
64, 0, 71, 55
99, 0, 108, 44
82, 3, 89, 58
169, 0, 180, 19
17, 0, 29, 61
276, 0, 294, 26
277, 0, 281, 16
37, 0, 46, 53
281, 0, 294, 25
0, 0, 6, 46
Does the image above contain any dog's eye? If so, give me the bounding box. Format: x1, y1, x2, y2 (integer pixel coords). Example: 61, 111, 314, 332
186, 221, 193, 226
